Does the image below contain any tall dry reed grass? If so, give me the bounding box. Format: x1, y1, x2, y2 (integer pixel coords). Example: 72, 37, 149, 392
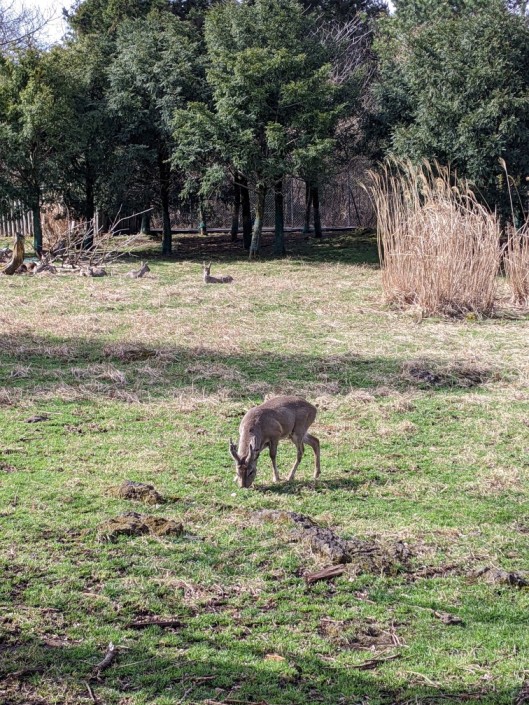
504, 224, 529, 306
370, 160, 501, 317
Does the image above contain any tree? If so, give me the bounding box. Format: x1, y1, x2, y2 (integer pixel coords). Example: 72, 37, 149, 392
0, 49, 74, 254
375, 0, 529, 218
50, 36, 118, 247
107, 11, 203, 254
203, 0, 344, 257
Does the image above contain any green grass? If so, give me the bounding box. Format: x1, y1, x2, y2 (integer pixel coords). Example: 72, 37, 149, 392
1, 231, 529, 704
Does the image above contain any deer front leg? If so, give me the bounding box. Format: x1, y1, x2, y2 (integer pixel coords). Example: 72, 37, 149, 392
269, 440, 280, 483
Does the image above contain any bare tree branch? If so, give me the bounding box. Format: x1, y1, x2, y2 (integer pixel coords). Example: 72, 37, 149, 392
0, 1, 57, 52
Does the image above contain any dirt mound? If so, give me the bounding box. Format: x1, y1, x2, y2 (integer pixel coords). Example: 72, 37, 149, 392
107, 481, 165, 505
472, 566, 529, 588
401, 359, 495, 388
255, 510, 412, 575
98, 512, 183, 541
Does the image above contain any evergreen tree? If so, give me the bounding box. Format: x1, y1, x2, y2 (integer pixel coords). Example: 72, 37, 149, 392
376, 0, 529, 218
107, 11, 203, 254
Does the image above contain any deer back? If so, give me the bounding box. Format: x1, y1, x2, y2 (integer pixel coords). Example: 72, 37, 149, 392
237, 396, 316, 456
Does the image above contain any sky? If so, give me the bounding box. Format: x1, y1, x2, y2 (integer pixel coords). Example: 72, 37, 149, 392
12, 0, 69, 44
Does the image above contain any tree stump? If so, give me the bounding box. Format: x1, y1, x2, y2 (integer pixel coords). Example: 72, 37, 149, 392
2, 232, 25, 275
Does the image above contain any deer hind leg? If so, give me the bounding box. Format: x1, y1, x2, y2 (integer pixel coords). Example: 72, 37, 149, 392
287, 435, 304, 481
269, 440, 280, 483
303, 433, 320, 479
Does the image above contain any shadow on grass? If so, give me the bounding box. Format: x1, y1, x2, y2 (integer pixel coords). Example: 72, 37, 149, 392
257, 475, 383, 495
0, 636, 517, 705
0, 332, 497, 404
118, 229, 380, 267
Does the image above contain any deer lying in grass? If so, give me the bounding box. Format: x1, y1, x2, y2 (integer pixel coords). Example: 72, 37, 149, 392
229, 396, 320, 488
126, 262, 150, 279
203, 261, 233, 284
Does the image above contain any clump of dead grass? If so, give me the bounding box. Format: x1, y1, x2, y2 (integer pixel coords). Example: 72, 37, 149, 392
71, 364, 127, 385
103, 343, 157, 362
370, 160, 501, 317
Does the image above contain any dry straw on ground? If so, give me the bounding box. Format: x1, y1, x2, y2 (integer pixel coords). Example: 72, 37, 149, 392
370, 160, 501, 316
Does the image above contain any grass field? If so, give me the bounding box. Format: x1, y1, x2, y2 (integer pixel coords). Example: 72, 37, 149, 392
1, 231, 529, 705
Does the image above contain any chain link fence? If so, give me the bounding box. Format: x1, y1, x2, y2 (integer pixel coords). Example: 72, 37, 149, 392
0, 166, 374, 240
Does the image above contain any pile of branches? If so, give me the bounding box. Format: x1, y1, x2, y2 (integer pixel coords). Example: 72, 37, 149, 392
1, 210, 150, 277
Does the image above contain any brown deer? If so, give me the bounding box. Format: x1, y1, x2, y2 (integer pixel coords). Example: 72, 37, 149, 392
203, 261, 233, 284
229, 396, 320, 488
126, 261, 150, 279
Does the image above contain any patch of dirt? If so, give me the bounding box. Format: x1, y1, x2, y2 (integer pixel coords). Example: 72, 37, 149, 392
255, 510, 412, 575
401, 360, 496, 388
97, 512, 182, 541
24, 415, 49, 423
107, 481, 165, 505
0, 462, 17, 473
471, 566, 529, 588
319, 617, 402, 651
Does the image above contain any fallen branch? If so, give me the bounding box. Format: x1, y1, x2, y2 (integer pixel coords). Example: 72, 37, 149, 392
305, 564, 345, 585
92, 642, 117, 676
349, 653, 400, 670
128, 617, 182, 629
84, 680, 98, 703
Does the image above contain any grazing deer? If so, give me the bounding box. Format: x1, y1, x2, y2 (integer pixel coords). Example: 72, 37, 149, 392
126, 261, 150, 279
229, 396, 320, 488
203, 261, 233, 284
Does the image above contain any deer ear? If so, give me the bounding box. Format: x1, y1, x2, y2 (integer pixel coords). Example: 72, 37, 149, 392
229, 439, 240, 462
248, 439, 259, 460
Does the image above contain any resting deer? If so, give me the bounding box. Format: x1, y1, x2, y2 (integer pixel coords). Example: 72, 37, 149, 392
203, 261, 233, 284
126, 261, 150, 279
229, 396, 320, 488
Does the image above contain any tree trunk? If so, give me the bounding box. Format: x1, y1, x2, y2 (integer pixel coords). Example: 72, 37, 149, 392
158, 150, 172, 255
303, 181, 312, 235
231, 177, 241, 242
82, 174, 95, 250
140, 212, 151, 235
311, 185, 322, 239
32, 204, 43, 256
240, 175, 252, 250
274, 179, 285, 256
249, 183, 266, 259
198, 198, 207, 236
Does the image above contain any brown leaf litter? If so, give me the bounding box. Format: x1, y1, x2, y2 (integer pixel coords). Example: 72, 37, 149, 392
97, 512, 183, 541
107, 480, 165, 505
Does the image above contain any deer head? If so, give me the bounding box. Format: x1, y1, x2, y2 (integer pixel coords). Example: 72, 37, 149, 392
229, 438, 260, 488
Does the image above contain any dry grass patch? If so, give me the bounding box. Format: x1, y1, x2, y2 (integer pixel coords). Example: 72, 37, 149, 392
468, 466, 524, 497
